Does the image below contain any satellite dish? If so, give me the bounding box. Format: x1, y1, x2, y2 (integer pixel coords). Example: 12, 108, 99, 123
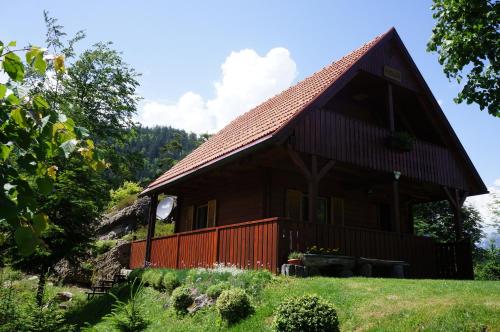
156, 196, 175, 220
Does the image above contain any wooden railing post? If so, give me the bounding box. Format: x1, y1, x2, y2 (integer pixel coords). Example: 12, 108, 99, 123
215, 228, 220, 264
144, 193, 158, 267
175, 234, 180, 269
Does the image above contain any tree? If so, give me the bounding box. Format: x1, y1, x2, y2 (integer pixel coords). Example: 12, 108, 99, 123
0, 40, 102, 256
0, 34, 108, 305
413, 200, 484, 251
59, 41, 142, 187
489, 192, 500, 233
427, 0, 499, 117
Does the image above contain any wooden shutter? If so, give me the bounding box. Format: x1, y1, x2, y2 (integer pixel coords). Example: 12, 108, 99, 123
331, 197, 344, 225
186, 205, 194, 230
286, 189, 302, 220
207, 200, 217, 227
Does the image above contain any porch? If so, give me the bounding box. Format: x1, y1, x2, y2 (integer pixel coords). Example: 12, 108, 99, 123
129, 217, 473, 279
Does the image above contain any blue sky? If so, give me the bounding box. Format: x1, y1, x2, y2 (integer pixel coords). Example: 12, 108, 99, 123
2, 1, 498, 228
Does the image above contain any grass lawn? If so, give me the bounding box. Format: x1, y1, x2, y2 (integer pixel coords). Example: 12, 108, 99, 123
71, 275, 500, 331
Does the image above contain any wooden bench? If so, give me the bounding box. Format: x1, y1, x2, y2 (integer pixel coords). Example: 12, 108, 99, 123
86, 273, 128, 300
356, 257, 409, 278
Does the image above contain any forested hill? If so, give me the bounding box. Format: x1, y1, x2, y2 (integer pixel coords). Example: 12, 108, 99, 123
124, 126, 207, 185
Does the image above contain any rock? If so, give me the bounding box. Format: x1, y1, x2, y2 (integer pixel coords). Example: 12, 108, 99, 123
53, 257, 92, 286
188, 294, 215, 314
56, 291, 73, 302
28, 276, 39, 281
59, 303, 69, 309
92, 241, 131, 282
97, 196, 151, 240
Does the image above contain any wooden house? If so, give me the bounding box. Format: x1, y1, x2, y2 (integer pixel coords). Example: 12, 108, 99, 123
129, 28, 487, 279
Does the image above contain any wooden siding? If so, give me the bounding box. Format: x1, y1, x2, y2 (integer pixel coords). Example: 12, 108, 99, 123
292, 109, 469, 190
130, 217, 473, 279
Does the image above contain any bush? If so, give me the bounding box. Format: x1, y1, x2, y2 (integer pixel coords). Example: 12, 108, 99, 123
105, 278, 150, 332
95, 240, 118, 255
272, 295, 339, 332
475, 261, 500, 280
161, 272, 181, 294
216, 288, 254, 325
170, 287, 193, 315
230, 269, 272, 297
206, 282, 230, 299
140, 269, 162, 289
108, 181, 142, 212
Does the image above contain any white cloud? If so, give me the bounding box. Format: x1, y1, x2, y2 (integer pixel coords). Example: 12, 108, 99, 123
466, 179, 499, 235
136, 47, 297, 133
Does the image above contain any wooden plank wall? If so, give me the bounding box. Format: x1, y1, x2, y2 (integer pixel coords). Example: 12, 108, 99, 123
129, 218, 280, 273
293, 110, 469, 191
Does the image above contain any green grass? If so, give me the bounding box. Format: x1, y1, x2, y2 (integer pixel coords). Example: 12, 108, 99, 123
71, 271, 500, 332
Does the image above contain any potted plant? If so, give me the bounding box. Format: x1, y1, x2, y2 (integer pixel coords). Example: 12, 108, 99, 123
287, 251, 304, 265
386, 131, 415, 152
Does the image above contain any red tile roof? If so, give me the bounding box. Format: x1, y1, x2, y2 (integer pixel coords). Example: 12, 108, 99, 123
145, 30, 391, 193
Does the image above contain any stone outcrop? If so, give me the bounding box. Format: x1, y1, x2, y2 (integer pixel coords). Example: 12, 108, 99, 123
97, 196, 150, 240
53, 257, 93, 286
92, 240, 131, 282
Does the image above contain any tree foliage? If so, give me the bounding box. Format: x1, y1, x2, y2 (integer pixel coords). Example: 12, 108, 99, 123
413, 200, 484, 250
0, 39, 103, 257
427, 0, 499, 116
123, 126, 207, 184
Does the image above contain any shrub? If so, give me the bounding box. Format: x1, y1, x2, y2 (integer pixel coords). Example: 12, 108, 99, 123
206, 282, 230, 299
272, 294, 339, 332
230, 269, 272, 297
108, 181, 142, 212
170, 287, 193, 315
140, 269, 162, 289
95, 240, 118, 255
216, 288, 254, 325
105, 278, 150, 332
288, 252, 304, 260
161, 272, 181, 294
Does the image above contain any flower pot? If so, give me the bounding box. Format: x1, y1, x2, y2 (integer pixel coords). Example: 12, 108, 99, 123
287, 258, 303, 266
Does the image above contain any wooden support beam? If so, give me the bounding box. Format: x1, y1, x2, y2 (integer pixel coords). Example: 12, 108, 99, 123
287, 144, 312, 180
287, 144, 336, 224
392, 178, 401, 233
443, 187, 467, 241
144, 193, 158, 267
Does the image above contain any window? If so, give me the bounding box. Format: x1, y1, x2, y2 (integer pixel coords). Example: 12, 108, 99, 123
195, 204, 208, 229
301, 195, 328, 223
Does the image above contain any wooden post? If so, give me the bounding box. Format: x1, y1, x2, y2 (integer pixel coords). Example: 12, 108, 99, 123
173, 195, 181, 234
215, 228, 220, 264
144, 193, 158, 267
175, 234, 180, 268
286, 145, 335, 224
443, 187, 468, 241
392, 178, 401, 233
309, 156, 318, 224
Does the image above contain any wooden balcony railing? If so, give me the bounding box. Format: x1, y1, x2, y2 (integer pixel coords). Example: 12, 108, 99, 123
292, 109, 468, 190
130, 217, 473, 279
